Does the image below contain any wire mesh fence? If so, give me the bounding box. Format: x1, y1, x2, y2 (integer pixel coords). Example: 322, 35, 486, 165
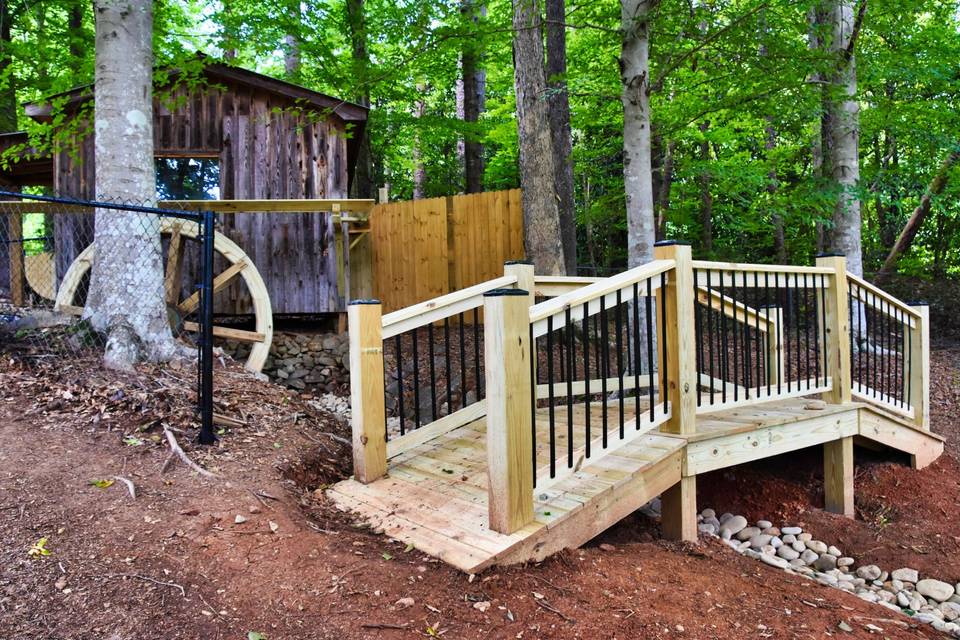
0, 190, 216, 444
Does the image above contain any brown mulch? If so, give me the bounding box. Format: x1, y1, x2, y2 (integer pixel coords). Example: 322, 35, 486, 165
0, 344, 957, 638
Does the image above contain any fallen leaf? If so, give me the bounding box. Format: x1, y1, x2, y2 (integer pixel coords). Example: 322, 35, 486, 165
382, 552, 393, 561
248, 632, 267, 640
89, 479, 115, 489
474, 601, 491, 612
395, 597, 415, 609
235, 515, 248, 524
837, 621, 853, 633
28, 537, 51, 558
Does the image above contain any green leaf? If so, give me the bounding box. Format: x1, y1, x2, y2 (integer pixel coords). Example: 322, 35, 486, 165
89, 479, 115, 488
404, 543, 415, 553
123, 436, 144, 447
248, 633, 267, 640
382, 552, 393, 560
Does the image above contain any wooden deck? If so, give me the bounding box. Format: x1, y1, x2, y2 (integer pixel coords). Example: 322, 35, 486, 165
328, 397, 943, 573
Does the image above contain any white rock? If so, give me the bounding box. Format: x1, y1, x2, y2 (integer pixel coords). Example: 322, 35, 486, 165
719, 512, 735, 524
877, 590, 897, 604
856, 565, 882, 581
798, 533, 813, 542
701, 508, 716, 519
736, 526, 761, 541
791, 540, 806, 553
234, 514, 248, 524
807, 540, 828, 554
813, 554, 837, 572
737, 540, 751, 553
827, 545, 842, 557
719, 515, 747, 537
897, 591, 911, 608
750, 534, 772, 550
892, 568, 919, 583
800, 549, 819, 565
782, 534, 796, 544
756, 520, 772, 530
762, 527, 780, 537
770, 536, 783, 549
837, 557, 855, 568
918, 579, 956, 603
761, 554, 790, 570
777, 546, 800, 561
698, 523, 718, 536
891, 579, 905, 592
781, 526, 802, 536
761, 545, 777, 556
910, 593, 928, 611
941, 602, 960, 622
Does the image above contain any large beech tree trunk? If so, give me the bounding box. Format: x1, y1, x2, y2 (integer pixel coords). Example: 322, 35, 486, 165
546, 0, 577, 274
512, 0, 564, 275
87, 0, 176, 370
823, 0, 864, 277
620, 0, 658, 269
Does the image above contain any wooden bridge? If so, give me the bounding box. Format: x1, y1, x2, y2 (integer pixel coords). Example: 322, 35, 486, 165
329, 243, 942, 573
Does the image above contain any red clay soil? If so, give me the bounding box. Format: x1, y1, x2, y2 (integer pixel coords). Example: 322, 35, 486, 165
2, 348, 959, 639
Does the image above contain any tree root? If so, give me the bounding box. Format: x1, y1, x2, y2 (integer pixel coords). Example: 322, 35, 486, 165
161, 427, 219, 479
113, 475, 137, 499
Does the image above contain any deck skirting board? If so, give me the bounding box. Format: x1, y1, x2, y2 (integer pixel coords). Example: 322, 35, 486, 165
682, 410, 859, 476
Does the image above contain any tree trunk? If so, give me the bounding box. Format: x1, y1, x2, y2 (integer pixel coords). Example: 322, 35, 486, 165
823, 0, 864, 277
0, 0, 17, 132
284, 34, 301, 81
512, 0, 564, 275
620, 0, 658, 268
347, 0, 373, 198
412, 86, 426, 199
698, 122, 713, 254
767, 120, 786, 262
877, 147, 960, 278
462, 0, 486, 194
88, 0, 176, 370
546, 0, 577, 274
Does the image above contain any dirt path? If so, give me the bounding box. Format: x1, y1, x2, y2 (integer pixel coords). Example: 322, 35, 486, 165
1, 350, 958, 639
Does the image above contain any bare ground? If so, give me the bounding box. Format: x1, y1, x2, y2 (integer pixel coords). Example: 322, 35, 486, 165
2, 346, 960, 639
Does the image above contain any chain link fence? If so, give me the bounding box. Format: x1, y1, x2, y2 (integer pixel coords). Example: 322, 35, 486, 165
0, 190, 216, 443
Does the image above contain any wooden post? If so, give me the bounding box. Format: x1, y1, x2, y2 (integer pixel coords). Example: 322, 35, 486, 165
9, 212, 22, 306
652, 241, 697, 435
484, 288, 534, 534
823, 436, 854, 517
763, 306, 784, 387
504, 260, 536, 395
815, 254, 851, 404
378, 185, 389, 204
348, 299, 387, 483
907, 303, 929, 430
661, 476, 697, 541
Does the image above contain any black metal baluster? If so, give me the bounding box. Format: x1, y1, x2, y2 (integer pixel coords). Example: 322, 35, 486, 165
459, 312, 467, 410
732, 271, 740, 401
412, 329, 422, 429
764, 271, 772, 396
428, 324, 438, 421
444, 317, 453, 415
793, 279, 802, 391
661, 272, 669, 412
804, 273, 811, 390
743, 271, 752, 399
601, 297, 609, 448
566, 307, 575, 467
616, 289, 625, 439
547, 316, 556, 477
754, 271, 762, 396
707, 270, 716, 404
633, 282, 641, 425
820, 274, 828, 388
646, 278, 655, 421
473, 307, 482, 398
718, 270, 728, 402
907, 314, 913, 408
396, 334, 405, 436
583, 302, 591, 456
776, 273, 784, 393
558, 325, 566, 384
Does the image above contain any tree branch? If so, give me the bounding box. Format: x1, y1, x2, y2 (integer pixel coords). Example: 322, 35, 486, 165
844, 0, 868, 61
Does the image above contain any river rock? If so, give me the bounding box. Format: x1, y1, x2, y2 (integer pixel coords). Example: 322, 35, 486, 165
800, 549, 819, 565
719, 515, 748, 537
736, 526, 761, 541
760, 554, 790, 570
781, 526, 802, 536
892, 568, 919, 583
827, 545, 842, 557
719, 512, 734, 524
814, 554, 837, 572
940, 602, 960, 622
756, 520, 772, 529
762, 526, 780, 537
770, 536, 783, 549
749, 534, 772, 550
911, 593, 930, 611
701, 508, 716, 519
837, 557, 855, 568
698, 523, 717, 536
897, 591, 911, 608
791, 540, 806, 553
798, 533, 812, 542
918, 579, 956, 603
782, 534, 796, 544
806, 540, 828, 554
856, 565, 882, 581
777, 546, 800, 561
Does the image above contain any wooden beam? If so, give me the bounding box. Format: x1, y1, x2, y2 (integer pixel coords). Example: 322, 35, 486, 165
823, 436, 854, 517
908, 304, 929, 431
653, 242, 697, 435
348, 300, 388, 484
164, 224, 185, 307
484, 288, 534, 534
764, 306, 784, 387
816, 255, 851, 404
661, 476, 697, 542
8, 212, 22, 306
181, 321, 264, 343
177, 259, 247, 315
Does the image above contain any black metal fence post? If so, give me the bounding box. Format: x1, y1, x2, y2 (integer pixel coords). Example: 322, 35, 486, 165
198, 209, 216, 445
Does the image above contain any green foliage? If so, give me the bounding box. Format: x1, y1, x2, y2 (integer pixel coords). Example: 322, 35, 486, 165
3, 0, 960, 276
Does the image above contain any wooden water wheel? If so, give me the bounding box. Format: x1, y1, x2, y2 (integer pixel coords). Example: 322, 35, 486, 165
53, 218, 273, 373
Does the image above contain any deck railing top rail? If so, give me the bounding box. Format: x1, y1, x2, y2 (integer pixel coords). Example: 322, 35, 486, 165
847, 272, 921, 323
691, 260, 835, 275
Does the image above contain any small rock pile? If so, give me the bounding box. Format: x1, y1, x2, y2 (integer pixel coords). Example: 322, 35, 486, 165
701, 509, 960, 637
222, 331, 350, 393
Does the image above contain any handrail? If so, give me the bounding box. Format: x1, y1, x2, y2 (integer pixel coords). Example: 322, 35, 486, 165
847, 272, 921, 323
533, 275, 602, 298
529, 259, 674, 326
695, 286, 776, 332
692, 260, 834, 275
382, 274, 518, 339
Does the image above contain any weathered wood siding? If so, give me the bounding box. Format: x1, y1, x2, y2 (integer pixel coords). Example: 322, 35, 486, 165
52, 80, 350, 315
370, 189, 525, 312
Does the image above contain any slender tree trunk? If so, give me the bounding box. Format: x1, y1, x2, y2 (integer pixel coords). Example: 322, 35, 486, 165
823, 0, 864, 277
698, 122, 713, 254
767, 120, 786, 262
877, 147, 960, 278
347, 0, 373, 198
68, 0, 85, 67
284, 35, 301, 81
546, 0, 577, 274
620, 0, 658, 269
412, 85, 426, 199
512, 0, 564, 275
87, 0, 177, 370
655, 137, 674, 239
461, 0, 486, 194
0, 0, 16, 132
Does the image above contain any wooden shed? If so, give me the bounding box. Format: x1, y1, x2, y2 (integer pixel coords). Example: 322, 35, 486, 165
2, 60, 369, 316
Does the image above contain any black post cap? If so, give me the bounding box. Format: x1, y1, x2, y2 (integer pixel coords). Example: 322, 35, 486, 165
348, 298, 381, 305
815, 252, 845, 258
484, 288, 530, 297
654, 240, 691, 246
504, 259, 534, 266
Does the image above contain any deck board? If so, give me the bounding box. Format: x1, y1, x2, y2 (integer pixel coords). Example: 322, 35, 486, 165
328, 396, 940, 572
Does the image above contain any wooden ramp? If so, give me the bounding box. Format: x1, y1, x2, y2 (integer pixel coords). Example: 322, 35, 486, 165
328, 397, 943, 573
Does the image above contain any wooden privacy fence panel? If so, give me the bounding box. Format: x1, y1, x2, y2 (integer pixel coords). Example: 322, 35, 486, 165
370, 189, 524, 312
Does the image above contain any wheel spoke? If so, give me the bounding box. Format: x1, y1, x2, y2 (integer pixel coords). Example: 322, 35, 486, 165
177, 259, 248, 315
181, 321, 265, 343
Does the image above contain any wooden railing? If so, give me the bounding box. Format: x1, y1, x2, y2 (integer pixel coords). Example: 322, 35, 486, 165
348, 244, 930, 533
